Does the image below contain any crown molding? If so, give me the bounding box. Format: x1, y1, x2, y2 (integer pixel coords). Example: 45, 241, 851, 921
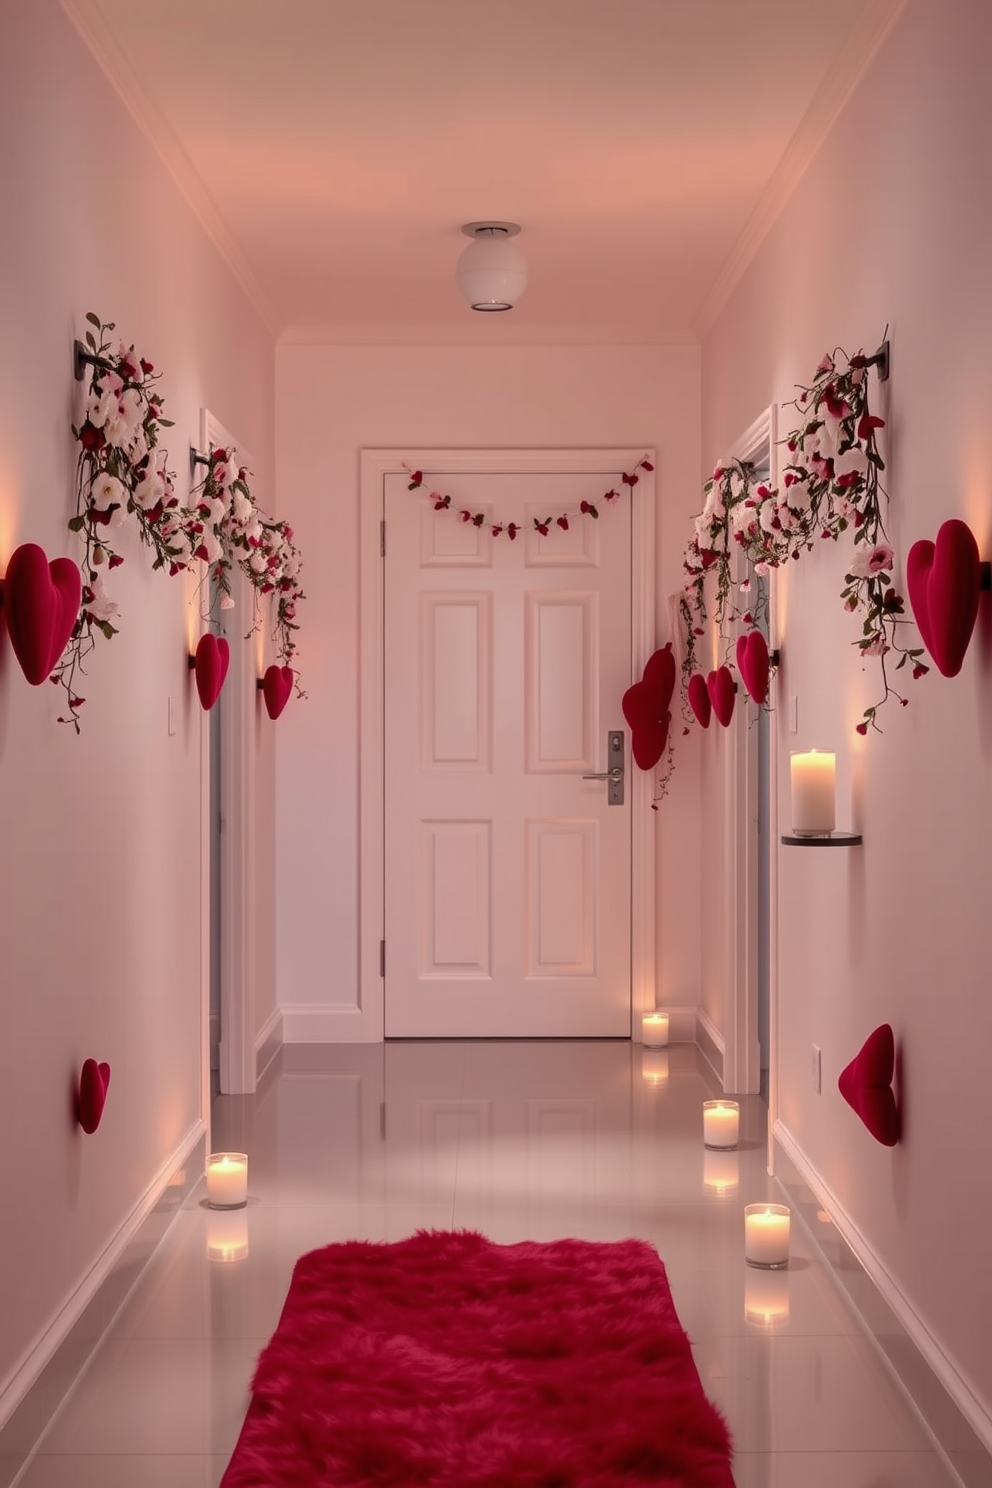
694, 0, 909, 340
60, 0, 281, 339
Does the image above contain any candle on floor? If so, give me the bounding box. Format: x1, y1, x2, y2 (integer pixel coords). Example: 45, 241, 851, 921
641, 1049, 669, 1087
703, 1148, 739, 1195
206, 1209, 250, 1263
744, 1268, 790, 1326
790, 749, 836, 835
744, 1204, 791, 1268
702, 1100, 739, 1149
642, 1012, 669, 1047
206, 1152, 248, 1209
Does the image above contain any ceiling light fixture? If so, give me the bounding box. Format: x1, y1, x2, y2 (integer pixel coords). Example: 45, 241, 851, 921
456, 222, 527, 312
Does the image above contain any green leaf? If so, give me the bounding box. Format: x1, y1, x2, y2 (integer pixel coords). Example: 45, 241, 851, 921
97, 621, 118, 640
85, 331, 96, 350
157, 418, 175, 428
67, 516, 85, 532
85, 311, 102, 328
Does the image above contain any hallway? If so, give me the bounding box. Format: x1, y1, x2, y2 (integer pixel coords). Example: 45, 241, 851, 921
8, 1040, 965, 1486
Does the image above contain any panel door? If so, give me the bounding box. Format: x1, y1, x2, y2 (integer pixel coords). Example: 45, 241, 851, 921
383, 468, 634, 1037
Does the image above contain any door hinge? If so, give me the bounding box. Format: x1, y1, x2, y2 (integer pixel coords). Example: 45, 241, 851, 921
380, 939, 386, 976
380, 519, 386, 557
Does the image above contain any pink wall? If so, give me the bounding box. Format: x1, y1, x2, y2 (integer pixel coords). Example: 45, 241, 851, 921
274, 342, 703, 1023
701, 0, 992, 1441
0, 2, 275, 1416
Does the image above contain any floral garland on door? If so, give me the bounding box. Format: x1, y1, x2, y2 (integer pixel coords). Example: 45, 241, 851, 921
407, 458, 654, 536
680, 343, 927, 735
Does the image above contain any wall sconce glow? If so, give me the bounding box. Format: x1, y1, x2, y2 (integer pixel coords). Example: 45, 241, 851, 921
206, 1208, 249, 1263
205, 1152, 248, 1209
744, 1204, 791, 1268
456, 223, 527, 311
790, 749, 835, 835
641, 1012, 669, 1047
640, 1049, 669, 1087
744, 1268, 790, 1326
703, 1149, 739, 1196
703, 1100, 739, 1150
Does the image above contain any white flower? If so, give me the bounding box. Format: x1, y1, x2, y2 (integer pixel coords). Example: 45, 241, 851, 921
759, 498, 779, 534
783, 476, 812, 512
210, 497, 228, 526
833, 446, 868, 480
92, 471, 125, 508
730, 500, 755, 535
201, 530, 223, 563
220, 594, 236, 611
82, 575, 120, 624
133, 471, 165, 511
86, 388, 115, 429
848, 543, 895, 579
232, 491, 253, 524
249, 550, 267, 574
118, 388, 143, 430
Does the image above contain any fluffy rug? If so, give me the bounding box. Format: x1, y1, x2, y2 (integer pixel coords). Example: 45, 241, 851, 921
221, 1230, 733, 1487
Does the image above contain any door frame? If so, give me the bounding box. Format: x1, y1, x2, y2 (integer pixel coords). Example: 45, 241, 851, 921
722, 407, 780, 1107
359, 447, 657, 1042
197, 408, 257, 1096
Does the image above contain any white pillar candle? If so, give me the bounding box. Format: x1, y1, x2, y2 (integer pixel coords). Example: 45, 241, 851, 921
640, 1049, 669, 1087
702, 1100, 740, 1149
744, 1203, 791, 1267
790, 750, 835, 835
206, 1152, 248, 1209
642, 1012, 669, 1047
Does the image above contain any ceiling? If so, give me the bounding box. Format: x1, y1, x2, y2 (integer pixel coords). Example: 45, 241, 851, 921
63, 0, 904, 343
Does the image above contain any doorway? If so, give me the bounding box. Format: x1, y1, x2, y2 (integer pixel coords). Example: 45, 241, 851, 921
360, 448, 658, 1042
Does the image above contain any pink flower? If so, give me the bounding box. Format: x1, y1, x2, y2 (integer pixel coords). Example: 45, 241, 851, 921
849, 543, 895, 579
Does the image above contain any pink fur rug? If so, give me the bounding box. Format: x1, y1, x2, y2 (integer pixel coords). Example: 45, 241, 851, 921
221, 1230, 733, 1487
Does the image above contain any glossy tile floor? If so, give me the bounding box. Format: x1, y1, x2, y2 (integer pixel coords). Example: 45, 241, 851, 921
12, 1041, 968, 1487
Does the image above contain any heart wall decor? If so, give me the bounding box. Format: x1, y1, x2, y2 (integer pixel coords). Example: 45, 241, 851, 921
1, 543, 82, 684
193, 633, 230, 711
77, 1059, 111, 1134
736, 631, 770, 706
687, 673, 712, 728
622, 643, 676, 770
906, 519, 988, 678
838, 1023, 899, 1147
707, 665, 736, 727
261, 664, 294, 720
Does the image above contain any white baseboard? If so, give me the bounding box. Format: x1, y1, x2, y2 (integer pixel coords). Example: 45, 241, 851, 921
255, 1005, 283, 1081
694, 1008, 725, 1085
280, 1003, 379, 1043
0, 1121, 206, 1445
775, 1119, 992, 1463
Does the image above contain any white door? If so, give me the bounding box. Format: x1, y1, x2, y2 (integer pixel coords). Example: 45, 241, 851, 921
383, 464, 638, 1037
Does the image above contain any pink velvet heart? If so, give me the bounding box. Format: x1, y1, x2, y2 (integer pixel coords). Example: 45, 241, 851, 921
78, 1059, 111, 1134
735, 631, 770, 706
707, 665, 736, 727
3, 543, 82, 684
839, 1024, 899, 1146
687, 673, 712, 728
194, 634, 230, 710
262, 664, 294, 720
906, 519, 981, 677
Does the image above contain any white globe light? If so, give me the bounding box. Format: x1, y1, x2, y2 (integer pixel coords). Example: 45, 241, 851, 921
456, 223, 528, 312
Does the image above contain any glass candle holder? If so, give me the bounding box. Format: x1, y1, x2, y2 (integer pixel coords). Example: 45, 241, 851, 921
206, 1152, 248, 1209
702, 1100, 739, 1149
744, 1203, 791, 1268
640, 1049, 669, 1087
206, 1208, 249, 1263
702, 1148, 739, 1196
744, 1268, 790, 1326
641, 1012, 669, 1047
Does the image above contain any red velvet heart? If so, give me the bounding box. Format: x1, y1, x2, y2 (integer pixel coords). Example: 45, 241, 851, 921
735, 631, 770, 706
641, 643, 676, 712
194, 634, 230, 710
838, 1024, 899, 1146
262, 664, 294, 720
3, 543, 82, 684
907, 519, 981, 677
78, 1058, 111, 1134
707, 666, 736, 727
687, 673, 711, 728
622, 680, 670, 769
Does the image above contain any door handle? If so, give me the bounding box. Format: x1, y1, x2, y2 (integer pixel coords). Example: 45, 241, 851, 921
581, 730, 625, 804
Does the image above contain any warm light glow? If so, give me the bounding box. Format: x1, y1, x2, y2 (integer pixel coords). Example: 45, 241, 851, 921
206, 1152, 248, 1208
744, 1203, 791, 1267
790, 749, 835, 834
744, 1268, 790, 1326
641, 1049, 669, 1087
702, 1100, 739, 1149
642, 1012, 669, 1047
206, 1208, 249, 1263
702, 1148, 739, 1195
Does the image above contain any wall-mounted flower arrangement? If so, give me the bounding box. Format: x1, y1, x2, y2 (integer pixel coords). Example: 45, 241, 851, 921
64, 313, 182, 728
679, 341, 926, 739
407, 459, 654, 537
186, 446, 305, 683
